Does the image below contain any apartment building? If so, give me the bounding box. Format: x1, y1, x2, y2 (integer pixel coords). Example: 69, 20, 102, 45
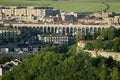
61, 12, 78, 22
37, 34, 75, 45
0, 59, 21, 76
0, 28, 20, 40
0, 6, 60, 21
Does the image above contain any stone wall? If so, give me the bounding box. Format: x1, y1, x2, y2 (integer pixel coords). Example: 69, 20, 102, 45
84, 50, 120, 61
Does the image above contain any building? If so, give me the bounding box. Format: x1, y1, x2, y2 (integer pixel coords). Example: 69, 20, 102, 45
42, 16, 58, 23
78, 17, 104, 24
37, 34, 75, 45
0, 28, 20, 40
0, 66, 2, 76
90, 12, 114, 18
0, 59, 21, 76
0, 6, 60, 22
61, 12, 78, 22
77, 40, 93, 49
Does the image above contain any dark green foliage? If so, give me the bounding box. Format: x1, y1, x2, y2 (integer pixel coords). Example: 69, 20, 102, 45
0, 56, 14, 64
85, 27, 120, 52
112, 38, 120, 52
16, 34, 23, 42
2, 45, 120, 80
93, 39, 103, 51
94, 26, 118, 40
102, 41, 113, 51
67, 44, 77, 55
85, 42, 94, 50
76, 31, 85, 42
85, 32, 93, 40
42, 44, 69, 54
76, 32, 93, 42
110, 68, 120, 80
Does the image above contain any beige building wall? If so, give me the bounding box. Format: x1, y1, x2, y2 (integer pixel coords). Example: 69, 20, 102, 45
27, 8, 46, 17
103, 17, 119, 24
0, 9, 2, 20
2, 6, 16, 16
0, 67, 2, 76
34, 9, 46, 17
27, 8, 35, 16
78, 41, 85, 49
0, 6, 51, 20
0, 28, 20, 39
2, 9, 13, 16
15, 8, 27, 16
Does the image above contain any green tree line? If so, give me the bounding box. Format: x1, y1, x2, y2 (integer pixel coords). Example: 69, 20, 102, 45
2, 44, 120, 80
78, 26, 120, 52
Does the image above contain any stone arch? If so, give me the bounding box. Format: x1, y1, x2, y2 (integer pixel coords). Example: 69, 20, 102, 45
78, 27, 82, 32
55, 27, 57, 33
44, 27, 47, 33
98, 27, 101, 31
62, 27, 66, 34
51, 27, 54, 33
37, 26, 39, 29
18, 26, 21, 29
14, 26, 17, 28
66, 27, 69, 33
94, 27, 97, 32
74, 27, 77, 32
39, 27, 43, 33
48, 27, 50, 33
102, 27, 105, 30
70, 27, 73, 34
33, 26, 36, 28
82, 27, 85, 33
14, 26, 19, 28
90, 27, 93, 33
86, 27, 89, 33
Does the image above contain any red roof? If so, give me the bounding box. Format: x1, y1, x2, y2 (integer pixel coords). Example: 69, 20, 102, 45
97, 35, 104, 39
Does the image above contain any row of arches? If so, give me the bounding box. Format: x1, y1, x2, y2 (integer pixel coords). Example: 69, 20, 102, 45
12, 25, 105, 35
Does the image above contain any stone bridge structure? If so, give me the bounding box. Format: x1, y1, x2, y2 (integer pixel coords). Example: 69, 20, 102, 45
10, 23, 120, 35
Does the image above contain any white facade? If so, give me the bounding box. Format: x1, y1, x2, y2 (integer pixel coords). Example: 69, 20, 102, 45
38, 34, 69, 44
0, 67, 2, 76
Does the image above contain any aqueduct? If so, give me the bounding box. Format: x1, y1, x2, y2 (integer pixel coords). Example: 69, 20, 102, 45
11, 23, 120, 35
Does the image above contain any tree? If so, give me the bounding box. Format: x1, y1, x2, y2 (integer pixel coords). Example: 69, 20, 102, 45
102, 41, 112, 51
76, 31, 85, 42
93, 30, 101, 40
107, 26, 117, 40
93, 39, 103, 56
2, 45, 120, 80
85, 42, 94, 50
42, 44, 69, 54
16, 34, 23, 42
0, 56, 14, 64
111, 68, 120, 80
116, 28, 120, 37
112, 38, 120, 52
99, 67, 108, 80
85, 32, 92, 40
67, 44, 77, 55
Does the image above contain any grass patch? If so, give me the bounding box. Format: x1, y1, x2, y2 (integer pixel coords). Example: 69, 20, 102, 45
0, 0, 120, 13
51, 2, 106, 12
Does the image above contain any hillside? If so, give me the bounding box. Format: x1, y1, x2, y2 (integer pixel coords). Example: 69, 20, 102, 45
0, 0, 120, 13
